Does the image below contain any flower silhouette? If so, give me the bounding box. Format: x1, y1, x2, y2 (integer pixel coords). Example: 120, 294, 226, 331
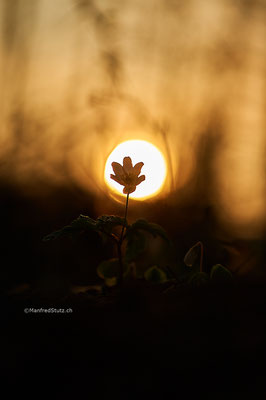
111, 156, 145, 194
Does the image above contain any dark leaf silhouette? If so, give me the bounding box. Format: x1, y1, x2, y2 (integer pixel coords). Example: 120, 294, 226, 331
97, 258, 129, 287
127, 219, 170, 242
188, 272, 209, 286
184, 242, 202, 267
144, 266, 168, 283
43, 214, 126, 242
96, 215, 126, 234
43, 214, 97, 241
125, 231, 147, 262
210, 264, 233, 282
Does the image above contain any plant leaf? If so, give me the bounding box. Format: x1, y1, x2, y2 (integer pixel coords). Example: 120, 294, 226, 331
127, 219, 170, 242
184, 242, 202, 267
43, 214, 126, 242
210, 264, 233, 282
43, 214, 97, 241
104, 277, 117, 287
96, 215, 126, 234
144, 266, 168, 283
188, 272, 209, 286
97, 258, 129, 281
125, 231, 147, 262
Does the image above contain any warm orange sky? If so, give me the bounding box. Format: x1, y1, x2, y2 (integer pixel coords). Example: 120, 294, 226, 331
0, 0, 265, 236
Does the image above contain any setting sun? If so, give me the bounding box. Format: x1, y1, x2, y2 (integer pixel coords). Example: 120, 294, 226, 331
104, 140, 167, 200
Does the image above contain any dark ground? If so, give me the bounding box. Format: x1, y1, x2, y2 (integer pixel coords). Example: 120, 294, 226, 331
1, 182, 266, 397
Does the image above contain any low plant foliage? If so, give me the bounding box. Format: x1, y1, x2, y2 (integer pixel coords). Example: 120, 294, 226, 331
43, 156, 233, 292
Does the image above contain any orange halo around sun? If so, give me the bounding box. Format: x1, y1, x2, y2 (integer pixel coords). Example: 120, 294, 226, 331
104, 140, 167, 200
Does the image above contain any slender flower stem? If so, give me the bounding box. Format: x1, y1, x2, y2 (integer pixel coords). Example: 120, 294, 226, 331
120, 193, 129, 245
117, 193, 129, 290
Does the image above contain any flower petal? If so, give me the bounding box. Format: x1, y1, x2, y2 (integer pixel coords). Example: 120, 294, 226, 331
111, 162, 124, 177
133, 162, 144, 177
136, 175, 145, 185
123, 157, 133, 174
110, 174, 125, 185
123, 185, 136, 194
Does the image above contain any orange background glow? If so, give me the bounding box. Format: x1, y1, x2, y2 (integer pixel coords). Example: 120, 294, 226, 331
0, 0, 265, 237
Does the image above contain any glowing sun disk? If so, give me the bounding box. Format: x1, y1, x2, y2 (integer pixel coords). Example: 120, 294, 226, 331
104, 140, 167, 200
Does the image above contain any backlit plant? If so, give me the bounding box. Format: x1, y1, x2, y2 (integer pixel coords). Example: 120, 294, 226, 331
43, 156, 233, 292
43, 156, 170, 290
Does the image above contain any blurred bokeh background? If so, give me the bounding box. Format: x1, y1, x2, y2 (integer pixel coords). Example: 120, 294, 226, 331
1, 0, 266, 291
